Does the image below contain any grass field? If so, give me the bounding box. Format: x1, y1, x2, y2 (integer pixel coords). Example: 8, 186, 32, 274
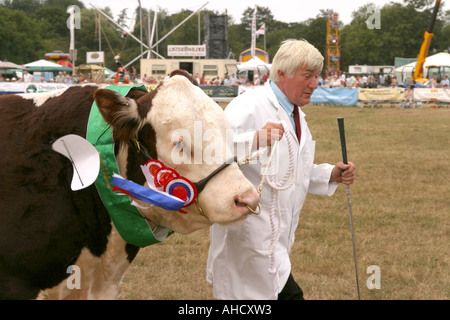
118, 104, 449, 300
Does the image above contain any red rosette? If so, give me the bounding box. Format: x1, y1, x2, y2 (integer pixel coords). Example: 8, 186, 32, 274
164, 177, 197, 208
155, 168, 179, 188
145, 159, 164, 177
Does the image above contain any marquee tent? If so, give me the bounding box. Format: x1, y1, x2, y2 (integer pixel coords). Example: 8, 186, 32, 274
24, 59, 72, 73
395, 52, 450, 81
237, 56, 271, 72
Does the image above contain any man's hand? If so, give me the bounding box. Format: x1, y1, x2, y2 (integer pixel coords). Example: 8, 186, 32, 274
330, 162, 355, 185
255, 122, 284, 148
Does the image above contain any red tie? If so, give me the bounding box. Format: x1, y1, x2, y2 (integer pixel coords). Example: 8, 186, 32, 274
293, 105, 301, 142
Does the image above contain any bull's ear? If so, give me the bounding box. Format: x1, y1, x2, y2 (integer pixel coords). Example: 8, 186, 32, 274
94, 88, 140, 139
170, 69, 199, 86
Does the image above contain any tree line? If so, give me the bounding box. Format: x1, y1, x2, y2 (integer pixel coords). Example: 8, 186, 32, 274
1, 0, 449, 74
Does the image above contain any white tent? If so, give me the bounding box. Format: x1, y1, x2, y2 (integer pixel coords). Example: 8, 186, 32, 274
237, 56, 271, 72
395, 52, 450, 73
24, 59, 72, 72
395, 52, 450, 83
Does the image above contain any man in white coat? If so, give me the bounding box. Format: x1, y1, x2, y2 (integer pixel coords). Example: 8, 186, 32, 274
206, 39, 356, 300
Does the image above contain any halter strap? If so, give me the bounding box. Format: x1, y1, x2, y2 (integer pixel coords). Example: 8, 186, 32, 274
193, 158, 237, 194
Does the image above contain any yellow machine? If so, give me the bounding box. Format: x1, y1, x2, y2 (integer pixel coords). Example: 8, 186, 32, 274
412, 0, 441, 83
426, 64, 450, 82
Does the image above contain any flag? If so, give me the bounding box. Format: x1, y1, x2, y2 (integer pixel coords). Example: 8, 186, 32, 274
251, 6, 257, 57
256, 23, 265, 38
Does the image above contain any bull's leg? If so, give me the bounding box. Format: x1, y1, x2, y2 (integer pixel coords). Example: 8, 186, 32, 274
37, 225, 134, 300
0, 276, 41, 300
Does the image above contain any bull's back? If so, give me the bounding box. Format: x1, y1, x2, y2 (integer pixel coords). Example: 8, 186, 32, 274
0, 86, 113, 299
0, 86, 98, 190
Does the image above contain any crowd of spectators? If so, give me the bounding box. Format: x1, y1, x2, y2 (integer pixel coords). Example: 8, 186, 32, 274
318, 71, 449, 89
1, 68, 447, 90
318, 72, 399, 88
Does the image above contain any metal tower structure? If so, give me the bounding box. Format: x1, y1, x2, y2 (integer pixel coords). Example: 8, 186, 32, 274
326, 12, 340, 74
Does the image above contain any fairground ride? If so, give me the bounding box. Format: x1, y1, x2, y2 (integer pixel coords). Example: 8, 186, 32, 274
325, 12, 340, 74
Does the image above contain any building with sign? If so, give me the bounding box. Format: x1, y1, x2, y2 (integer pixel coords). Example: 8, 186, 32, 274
167, 45, 207, 57
140, 13, 237, 82
140, 58, 237, 81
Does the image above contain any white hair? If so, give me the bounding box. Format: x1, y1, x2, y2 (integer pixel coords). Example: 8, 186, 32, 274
269, 39, 324, 83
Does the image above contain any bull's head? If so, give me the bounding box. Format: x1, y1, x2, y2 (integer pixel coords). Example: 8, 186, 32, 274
93, 71, 259, 234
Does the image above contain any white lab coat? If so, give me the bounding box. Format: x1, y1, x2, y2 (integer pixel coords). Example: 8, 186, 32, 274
206, 82, 338, 300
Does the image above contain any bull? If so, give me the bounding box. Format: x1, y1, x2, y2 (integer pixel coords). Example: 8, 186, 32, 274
0, 71, 259, 299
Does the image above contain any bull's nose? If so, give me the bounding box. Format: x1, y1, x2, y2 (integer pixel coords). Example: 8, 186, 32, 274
234, 191, 260, 215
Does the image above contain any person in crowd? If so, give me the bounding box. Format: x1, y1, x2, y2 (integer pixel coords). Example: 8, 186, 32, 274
253, 74, 261, 85
403, 85, 414, 108
200, 73, 207, 85
440, 75, 449, 87
229, 73, 238, 85
55, 71, 65, 83
193, 73, 200, 85
223, 73, 231, 86
331, 74, 341, 87
340, 72, 346, 87
23, 70, 33, 83
65, 75, 73, 84
114, 53, 122, 68
114, 68, 130, 84
134, 74, 144, 84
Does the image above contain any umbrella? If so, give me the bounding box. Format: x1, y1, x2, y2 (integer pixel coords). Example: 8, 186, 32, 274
0, 60, 24, 70
24, 59, 72, 73
0, 60, 24, 78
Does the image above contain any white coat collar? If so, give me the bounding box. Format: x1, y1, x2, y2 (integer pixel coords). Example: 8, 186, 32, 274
264, 82, 307, 150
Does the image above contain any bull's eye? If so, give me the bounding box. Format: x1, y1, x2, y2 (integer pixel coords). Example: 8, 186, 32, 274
172, 136, 184, 150
173, 141, 183, 149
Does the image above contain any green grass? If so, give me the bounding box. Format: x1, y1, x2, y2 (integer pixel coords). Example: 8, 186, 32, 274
118, 105, 450, 300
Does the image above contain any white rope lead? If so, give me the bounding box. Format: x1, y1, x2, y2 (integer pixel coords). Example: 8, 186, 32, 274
256, 125, 297, 272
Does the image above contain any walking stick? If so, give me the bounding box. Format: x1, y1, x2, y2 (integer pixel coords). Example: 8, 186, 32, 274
337, 117, 361, 300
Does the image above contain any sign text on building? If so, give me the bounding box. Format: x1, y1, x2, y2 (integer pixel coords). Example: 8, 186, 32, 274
168, 45, 206, 57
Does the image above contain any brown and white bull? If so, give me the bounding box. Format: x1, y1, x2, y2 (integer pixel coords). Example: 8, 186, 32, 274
0, 71, 259, 299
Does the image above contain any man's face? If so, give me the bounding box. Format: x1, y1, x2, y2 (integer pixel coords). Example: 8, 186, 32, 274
277, 66, 320, 107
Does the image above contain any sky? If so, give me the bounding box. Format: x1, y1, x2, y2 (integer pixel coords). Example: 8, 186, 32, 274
83, 0, 449, 25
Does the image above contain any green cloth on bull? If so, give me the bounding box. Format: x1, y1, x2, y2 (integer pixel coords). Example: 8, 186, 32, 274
86, 84, 172, 248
